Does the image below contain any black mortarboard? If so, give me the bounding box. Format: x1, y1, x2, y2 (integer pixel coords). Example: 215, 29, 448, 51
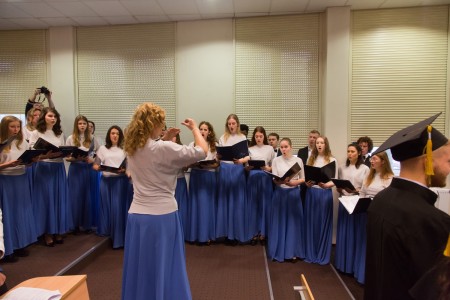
372, 113, 448, 163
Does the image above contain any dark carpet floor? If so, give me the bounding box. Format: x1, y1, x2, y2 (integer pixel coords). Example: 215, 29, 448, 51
1, 236, 364, 300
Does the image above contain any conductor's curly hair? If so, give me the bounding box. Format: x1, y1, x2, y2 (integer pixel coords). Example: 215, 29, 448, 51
124, 103, 165, 156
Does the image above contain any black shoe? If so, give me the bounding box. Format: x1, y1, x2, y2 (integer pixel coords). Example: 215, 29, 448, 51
14, 248, 29, 257
2, 254, 18, 263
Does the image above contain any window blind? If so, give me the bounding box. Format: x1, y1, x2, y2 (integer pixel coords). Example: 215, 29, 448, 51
351, 6, 448, 145
235, 14, 320, 149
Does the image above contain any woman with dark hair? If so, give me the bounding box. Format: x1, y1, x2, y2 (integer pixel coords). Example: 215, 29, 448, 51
66, 115, 95, 234
93, 125, 130, 248
247, 126, 275, 245
216, 114, 249, 244
334, 143, 369, 275
29, 107, 68, 246
0, 116, 37, 261
187, 121, 219, 245
121, 103, 207, 299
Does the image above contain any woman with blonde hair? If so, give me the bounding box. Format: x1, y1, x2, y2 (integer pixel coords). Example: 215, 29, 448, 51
121, 103, 207, 300
0, 116, 37, 261
354, 151, 393, 284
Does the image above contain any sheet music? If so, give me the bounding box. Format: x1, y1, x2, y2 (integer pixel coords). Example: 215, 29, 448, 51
338, 195, 360, 214
3, 287, 61, 300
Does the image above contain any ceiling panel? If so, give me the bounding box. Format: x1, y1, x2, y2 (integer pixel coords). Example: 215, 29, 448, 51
0, 0, 449, 30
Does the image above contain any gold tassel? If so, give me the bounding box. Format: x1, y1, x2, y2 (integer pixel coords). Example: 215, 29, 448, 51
425, 125, 434, 177
444, 234, 450, 257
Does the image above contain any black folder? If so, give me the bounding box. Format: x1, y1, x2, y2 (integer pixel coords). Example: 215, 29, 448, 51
216, 140, 249, 161
304, 161, 336, 184
338, 196, 372, 214
248, 160, 265, 169
0, 135, 17, 152
33, 138, 75, 158
190, 159, 218, 169
59, 146, 89, 159
331, 178, 356, 191
264, 162, 301, 181
98, 159, 127, 174
17, 149, 46, 165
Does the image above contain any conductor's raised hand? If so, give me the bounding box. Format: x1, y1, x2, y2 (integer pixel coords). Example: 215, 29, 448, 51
161, 127, 180, 141
181, 118, 197, 131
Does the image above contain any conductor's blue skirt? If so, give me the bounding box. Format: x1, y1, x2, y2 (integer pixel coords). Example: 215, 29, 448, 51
98, 175, 130, 248
122, 212, 192, 300
246, 170, 273, 238
353, 212, 367, 284
67, 162, 93, 231
187, 169, 217, 243
304, 187, 333, 265
175, 176, 189, 238
0, 174, 37, 255
334, 203, 356, 273
267, 186, 305, 262
32, 161, 68, 236
215, 162, 247, 242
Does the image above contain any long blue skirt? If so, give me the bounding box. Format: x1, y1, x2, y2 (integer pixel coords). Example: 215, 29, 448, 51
246, 170, 273, 238
267, 187, 305, 262
187, 169, 216, 243
0, 174, 37, 255
175, 176, 189, 238
67, 162, 93, 230
353, 212, 367, 284
32, 161, 68, 236
122, 212, 192, 300
334, 203, 356, 273
304, 187, 333, 265
215, 162, 247, 242
89, 167, 101, 229
98, 175, 130, 248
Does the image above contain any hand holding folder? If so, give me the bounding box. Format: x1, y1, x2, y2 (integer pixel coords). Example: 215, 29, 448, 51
190, 159, 219, 169
338, 195, 372, 214
17, 149, 46, 165
216, 140, 249, 161
331, 178, 357, 193
98, 159, 127, 174
304, 161, 336, 184
33, 138, 72, 158
247, 160, 265, 170
264, 162, 301, 181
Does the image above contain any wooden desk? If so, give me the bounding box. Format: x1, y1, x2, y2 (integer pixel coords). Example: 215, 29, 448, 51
1, 275, 89, 300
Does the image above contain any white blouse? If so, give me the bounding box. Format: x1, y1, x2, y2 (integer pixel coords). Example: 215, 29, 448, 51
271, 155, 304, 189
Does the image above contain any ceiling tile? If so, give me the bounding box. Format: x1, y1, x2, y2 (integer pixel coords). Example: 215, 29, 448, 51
346, 0, 384, 10
134, 15, 170, 22
12, 2, 65, 17
47, 2, 98, 17
8, 17, 49, 28
381, 0, 421, 7
156, 0, 199, 15
84, 1, 130, 16
103, 15, 138, 24
195, 0, 233, 14
72, 16, 109, 26
120, 0, 166, 15
167, 14, 202, 21
0, 3, 31, 17
234, 0, 271, 13
306, 0, 347, 12
40, 17, 79, 26
269, 0, 308, 13
0, 18, 24, 30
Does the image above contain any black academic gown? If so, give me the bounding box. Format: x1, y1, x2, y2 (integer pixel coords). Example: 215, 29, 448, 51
364, 177, 450, 300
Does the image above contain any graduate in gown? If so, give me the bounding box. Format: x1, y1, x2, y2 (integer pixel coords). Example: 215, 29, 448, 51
365, 113, 450, 300
334, 143, 369, 274
121, 103, 207, 300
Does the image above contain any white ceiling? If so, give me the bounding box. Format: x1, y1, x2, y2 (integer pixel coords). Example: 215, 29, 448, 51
0, 0, 449, 30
